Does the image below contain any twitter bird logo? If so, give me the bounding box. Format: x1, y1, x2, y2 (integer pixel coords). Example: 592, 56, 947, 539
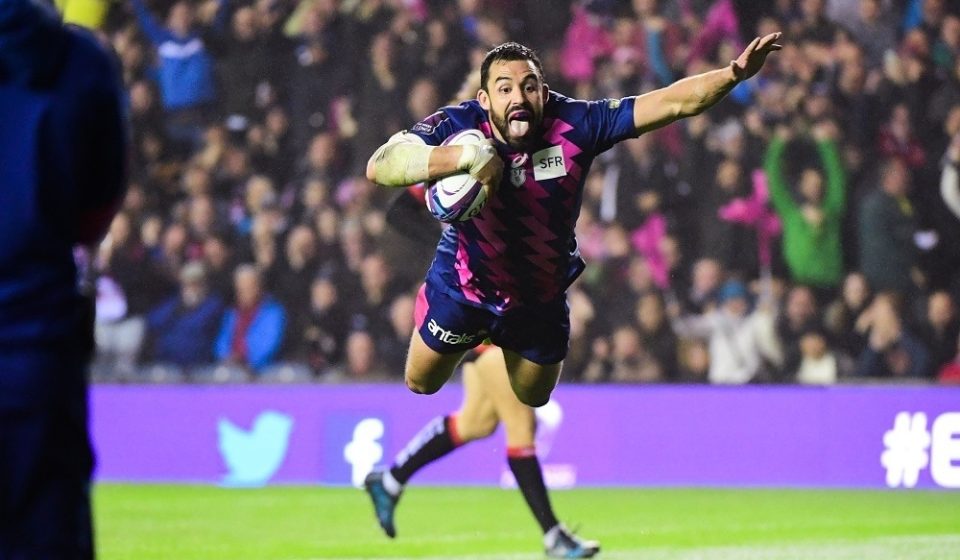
218, 410, 294, 487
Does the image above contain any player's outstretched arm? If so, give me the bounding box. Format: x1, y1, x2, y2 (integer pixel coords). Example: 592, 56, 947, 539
632, 32, 782, 135
366, 132, 500, 188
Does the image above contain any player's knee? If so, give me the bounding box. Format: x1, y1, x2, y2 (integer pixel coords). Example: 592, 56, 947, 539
524, 394, 551, 408
514, 386, 552, 408
456, 416, 497, 441
405, 374, 441, 395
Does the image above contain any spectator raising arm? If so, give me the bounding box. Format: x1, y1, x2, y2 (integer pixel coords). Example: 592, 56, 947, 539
765, 123, 846, 288
130, 0, 171, 46
817, 126, 846, 221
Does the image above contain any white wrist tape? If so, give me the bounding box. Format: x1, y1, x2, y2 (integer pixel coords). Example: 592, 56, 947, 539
457, 143, 496, 177
370, 133, 435, 186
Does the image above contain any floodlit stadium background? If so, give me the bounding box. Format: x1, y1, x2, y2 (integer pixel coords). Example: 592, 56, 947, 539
72, 0, 960, 557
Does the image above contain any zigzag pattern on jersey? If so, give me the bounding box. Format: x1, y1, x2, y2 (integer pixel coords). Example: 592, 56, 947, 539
507, 116, 584, 303
542, 117, 584, 208
455, 193, 516, 310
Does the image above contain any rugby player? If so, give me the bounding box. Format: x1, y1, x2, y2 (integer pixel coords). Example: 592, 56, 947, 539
365, 70, 600, 557
366, 35, 781, 407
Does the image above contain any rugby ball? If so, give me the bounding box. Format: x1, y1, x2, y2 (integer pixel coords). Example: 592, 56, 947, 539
425, 129, 489, 222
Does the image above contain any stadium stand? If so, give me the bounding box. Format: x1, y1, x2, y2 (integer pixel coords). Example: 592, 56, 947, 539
87, 0, 960, 384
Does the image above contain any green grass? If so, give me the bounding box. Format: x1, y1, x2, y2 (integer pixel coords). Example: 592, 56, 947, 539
94, 484, 960, 559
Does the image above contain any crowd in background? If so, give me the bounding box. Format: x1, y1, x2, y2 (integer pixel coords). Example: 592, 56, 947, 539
77, 0, 960, 384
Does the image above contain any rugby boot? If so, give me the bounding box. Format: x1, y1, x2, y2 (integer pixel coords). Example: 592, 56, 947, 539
363, 469, 400, 538
544, 523, 600, 558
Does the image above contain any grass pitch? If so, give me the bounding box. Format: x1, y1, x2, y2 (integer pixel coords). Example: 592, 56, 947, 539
94, 484, 960, 559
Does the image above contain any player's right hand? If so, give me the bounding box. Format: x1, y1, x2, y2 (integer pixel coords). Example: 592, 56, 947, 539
460, 140, 503, 196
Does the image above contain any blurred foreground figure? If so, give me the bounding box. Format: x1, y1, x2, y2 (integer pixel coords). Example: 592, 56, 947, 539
0, 0, 127, 556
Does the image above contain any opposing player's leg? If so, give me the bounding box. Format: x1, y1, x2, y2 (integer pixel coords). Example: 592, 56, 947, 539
475, 349, 599, 558
365, 353, 501, 538
473, 347, 534, 446
453, 356, 502, 441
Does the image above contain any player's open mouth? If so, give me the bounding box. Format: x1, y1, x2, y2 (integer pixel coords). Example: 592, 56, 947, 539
508, 109, 530, 137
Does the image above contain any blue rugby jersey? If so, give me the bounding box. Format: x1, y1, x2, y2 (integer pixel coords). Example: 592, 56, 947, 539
410, 91, 637, 314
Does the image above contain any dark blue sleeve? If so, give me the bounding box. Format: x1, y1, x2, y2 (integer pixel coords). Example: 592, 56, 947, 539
72, 30, 129, 245
407, 110, 459, 146
406, 103, 477, 146
584, 96, 638, 154
130, 0, 170, 46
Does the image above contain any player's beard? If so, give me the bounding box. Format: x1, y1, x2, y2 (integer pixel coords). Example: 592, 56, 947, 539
490, 104, 541, 151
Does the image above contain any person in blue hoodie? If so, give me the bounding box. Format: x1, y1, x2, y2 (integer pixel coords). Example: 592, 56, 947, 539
130, 0, 223, 149
0, 0, 127, 556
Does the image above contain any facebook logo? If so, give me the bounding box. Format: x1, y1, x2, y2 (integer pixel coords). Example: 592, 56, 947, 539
324, 413, 388, 486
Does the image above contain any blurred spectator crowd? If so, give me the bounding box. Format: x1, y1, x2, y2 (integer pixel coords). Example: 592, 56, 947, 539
76, 0, 960, 385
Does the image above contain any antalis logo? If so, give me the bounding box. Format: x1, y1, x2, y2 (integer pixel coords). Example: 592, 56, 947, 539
427, 318, 476, 345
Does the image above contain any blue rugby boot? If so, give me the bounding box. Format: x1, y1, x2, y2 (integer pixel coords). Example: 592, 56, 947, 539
363, 469, 399, 538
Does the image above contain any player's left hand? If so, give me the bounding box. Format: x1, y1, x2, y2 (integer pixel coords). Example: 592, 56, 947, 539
732, 32, 782, 82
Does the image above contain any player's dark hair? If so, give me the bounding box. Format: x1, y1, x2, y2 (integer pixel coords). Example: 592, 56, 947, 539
479, 42, 544, 92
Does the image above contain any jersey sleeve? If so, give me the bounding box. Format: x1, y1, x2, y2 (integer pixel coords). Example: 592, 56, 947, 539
406, 101, 483, 146
68, 28, 129, 246
586, 96, 638, 154
407, 109, 460, 146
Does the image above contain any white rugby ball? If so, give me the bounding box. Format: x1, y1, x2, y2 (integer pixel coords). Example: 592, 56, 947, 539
425, 129, 489, 223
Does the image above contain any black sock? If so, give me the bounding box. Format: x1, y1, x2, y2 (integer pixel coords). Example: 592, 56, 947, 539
390, 415, 460, 485
508, 449, 559, 534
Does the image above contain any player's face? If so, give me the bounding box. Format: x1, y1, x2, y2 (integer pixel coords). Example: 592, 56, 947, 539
478, 60, 547, 150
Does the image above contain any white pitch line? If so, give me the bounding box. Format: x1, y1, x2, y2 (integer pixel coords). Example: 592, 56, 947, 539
297, 534, 960, 560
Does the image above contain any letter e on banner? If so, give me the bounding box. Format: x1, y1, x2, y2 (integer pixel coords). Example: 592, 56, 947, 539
930, 412, 960, 488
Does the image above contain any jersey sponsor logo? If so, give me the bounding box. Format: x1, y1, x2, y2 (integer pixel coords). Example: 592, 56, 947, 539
532, 145, 567, 181
426, 318, 476, 345
510, 153, 528, 187
411, 121, 435, 134
411, 111, 448, 135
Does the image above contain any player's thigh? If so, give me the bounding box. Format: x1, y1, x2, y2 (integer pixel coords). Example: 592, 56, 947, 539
404, 328, 468, 393
406, 283, 490, 393
501, 349, 563, 408
474, 347, 536, 447
453, 359, 499, 442
490, 297, 569, 407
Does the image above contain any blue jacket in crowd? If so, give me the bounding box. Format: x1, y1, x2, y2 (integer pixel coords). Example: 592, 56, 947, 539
215, 297, 286, 371
130, 0, 218, 111
147, 294, 226, 366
